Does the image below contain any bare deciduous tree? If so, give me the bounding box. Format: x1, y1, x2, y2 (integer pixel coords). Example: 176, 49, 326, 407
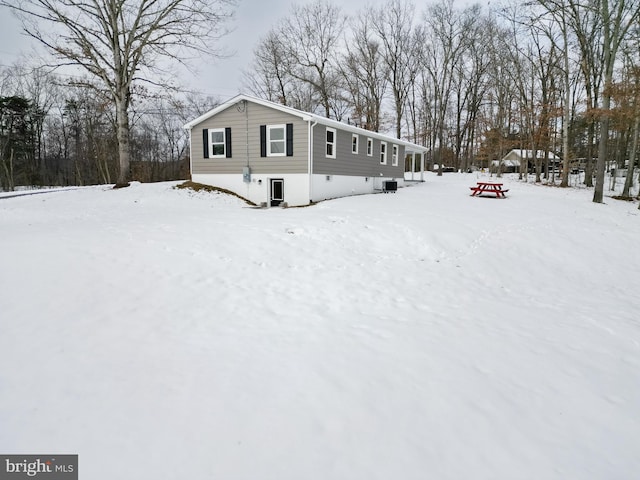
243, 30, 292, 105
535, 0, 574, 187
590, 0, 640, 202
281, 0, 346, 118
449, 5, 492, 173
243, 0, 345, 118
340, 11, 388, 131
423, 0, 471, 174
371, 0, 421, 139
2, 0, 236, 187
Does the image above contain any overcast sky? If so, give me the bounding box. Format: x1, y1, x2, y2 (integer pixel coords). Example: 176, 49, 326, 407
0, 0, 466, 101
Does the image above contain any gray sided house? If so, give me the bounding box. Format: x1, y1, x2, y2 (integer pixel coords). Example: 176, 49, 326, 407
183, 94, 428, 207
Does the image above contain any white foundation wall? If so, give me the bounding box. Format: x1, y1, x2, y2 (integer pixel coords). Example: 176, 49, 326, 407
192, 173, 310, 207
311, 174, 405, 202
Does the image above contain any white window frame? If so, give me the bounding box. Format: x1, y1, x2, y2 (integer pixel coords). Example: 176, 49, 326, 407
380, 141, 387, 165
267, 124, 286, 157
209, 128, 226, 158
367, 138, 373, 156
326, 127, 336, 158
392, 144, 399, 166
352, 134, 359, 154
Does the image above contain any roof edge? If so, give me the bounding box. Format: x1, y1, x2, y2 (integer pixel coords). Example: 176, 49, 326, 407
182, 94, 313, 130
183, 93, 428, 152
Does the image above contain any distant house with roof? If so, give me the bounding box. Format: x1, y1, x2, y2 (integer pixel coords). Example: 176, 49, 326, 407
183, 94, 428, 207
492, 149, 560, 173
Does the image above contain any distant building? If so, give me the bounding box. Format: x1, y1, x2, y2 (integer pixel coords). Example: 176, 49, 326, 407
493, 149, 560, 173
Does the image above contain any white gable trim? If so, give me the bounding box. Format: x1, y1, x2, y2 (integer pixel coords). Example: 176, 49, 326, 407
183, 94, 312, 130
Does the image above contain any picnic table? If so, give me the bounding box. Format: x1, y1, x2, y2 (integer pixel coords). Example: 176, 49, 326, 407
470, 182, 509, 198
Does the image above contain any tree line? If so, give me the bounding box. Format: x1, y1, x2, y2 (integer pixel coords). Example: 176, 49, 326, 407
2, 0, 640, 206
243, 0, 640, 203
0, 64, 221, 191
1, 0, 235, 190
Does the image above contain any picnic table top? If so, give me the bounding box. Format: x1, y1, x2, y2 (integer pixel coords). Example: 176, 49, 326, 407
476, 181, 503, 186
470, 182, 509, 197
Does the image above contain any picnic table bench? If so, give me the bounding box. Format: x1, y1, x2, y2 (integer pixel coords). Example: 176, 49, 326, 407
470, 182, 509, 198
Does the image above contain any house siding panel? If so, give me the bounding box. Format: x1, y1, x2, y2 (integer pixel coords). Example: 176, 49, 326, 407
190, 102, 308, 175
312, 125, 405, 178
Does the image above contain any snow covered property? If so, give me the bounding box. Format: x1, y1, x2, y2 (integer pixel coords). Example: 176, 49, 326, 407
1, 173, 639, 479
184, 94, 428, 206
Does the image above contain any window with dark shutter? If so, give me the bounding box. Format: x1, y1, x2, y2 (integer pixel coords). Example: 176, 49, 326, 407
225, 127, 232, 158
209, 129, 226, 157
202, 129, 209, 158
267, 125, 286, 155
260, 125, 267, 157
286, 123, 293, 156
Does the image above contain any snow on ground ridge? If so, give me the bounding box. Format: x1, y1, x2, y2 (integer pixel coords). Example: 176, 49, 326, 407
1, 173, 639, 480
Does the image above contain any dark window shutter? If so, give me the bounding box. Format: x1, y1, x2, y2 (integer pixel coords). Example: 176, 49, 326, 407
260, 125, 267, 157
225, 127, 232, 158
202, 129, 209, 158
286, 123, 293, 156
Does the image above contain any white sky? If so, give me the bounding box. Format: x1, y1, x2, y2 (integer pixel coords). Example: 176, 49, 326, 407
0, 0, 388, 100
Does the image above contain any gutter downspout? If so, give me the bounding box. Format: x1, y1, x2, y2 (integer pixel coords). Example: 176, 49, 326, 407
308, 119, 317, 203
188, 128, 193, 181
244, 100, 249, 169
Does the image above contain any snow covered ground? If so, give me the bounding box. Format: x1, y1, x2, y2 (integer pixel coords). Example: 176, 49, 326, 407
1, 172, 639, 479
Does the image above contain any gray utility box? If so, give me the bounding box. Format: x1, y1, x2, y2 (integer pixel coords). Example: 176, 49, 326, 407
383, 181, 397, 193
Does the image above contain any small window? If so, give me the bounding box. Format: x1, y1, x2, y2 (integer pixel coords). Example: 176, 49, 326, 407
367, 138, 373, 156
326, 127, 336, 158
209, 129, 226, 158
267, 125, 285, 156
392, 145, 398, 166
380, 141, 387, 165
260, 123, 292, 157
352, 134, 359, 154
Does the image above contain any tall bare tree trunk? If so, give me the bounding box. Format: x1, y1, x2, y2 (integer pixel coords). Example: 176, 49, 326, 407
560, 25, 571, 187
594, 94, 611, 202
115, 94, 131, 187
1, 148, 15, 192
585, 120, 596, 187
622, 116, 639, 197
